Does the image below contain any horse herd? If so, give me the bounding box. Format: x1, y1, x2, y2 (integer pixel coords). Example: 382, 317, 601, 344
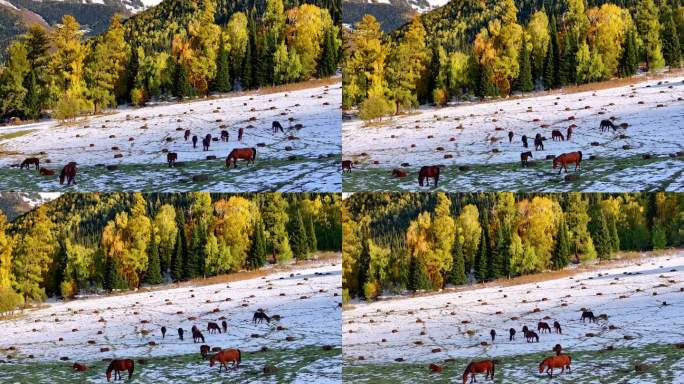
14, 120, 294, 185
433, 309, 604, 382
343, 118, 626, 187
69, 310, 273, 381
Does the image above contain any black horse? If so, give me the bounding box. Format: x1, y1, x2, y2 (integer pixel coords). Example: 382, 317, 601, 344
178, 328, 184, 340
509, 328, 516, 341
534, 133, 544, 151
253, 311, 271, 324
272, 121, 284, 133
192, 135, 198, 148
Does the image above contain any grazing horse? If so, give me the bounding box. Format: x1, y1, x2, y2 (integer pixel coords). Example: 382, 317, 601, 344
192, 135, 198, 148
203, 134, 212, 151
72, 363, 87, 371
272, 121, 284, 133
509, 328, 516, 341
553, 151, 582, 174
553, 344, 563, 356
522, 135, 528, 148
221, 321, 228, 333
525, 330, 539, 343
209, 348, 242, 372
200, 344, 211, 359
238, 127, 244, 142
253, 311, 271, 324
392, 169, 408, 178
184, 129, 191, 141
341, 160, 353, 173
193, 329, 205, 343
567, 126, 573, 140
21, 157, 40, 170
600, 119, 617, 132
553, 321, 562, 334
161, 326, 166, 339
178, 328, 184, 340
167, 153, 178, 167
522, 325, 529, 334
207, 322, 222, 334
581, 310, 597, 323
60, 162, 77, 186
106, 359, 134, 382
220, 130, 229, 142
40, 167, 55, 176
508, 131, 514, 143
418, 166, 441, 187
225, 148, 256, 168
539, 355, 571, 377
551, 130, 565, 141
462, 360, 495, 384
490, 329, 496, 342
520, 151, 533, 167
538, 322, 551, 333
534, 133, 544, 151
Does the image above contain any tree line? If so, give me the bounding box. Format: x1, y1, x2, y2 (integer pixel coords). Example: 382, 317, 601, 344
0, 0, 341, 121
0, 192, 341, 313
343, 192, 684, 302
342, 0, 683, 120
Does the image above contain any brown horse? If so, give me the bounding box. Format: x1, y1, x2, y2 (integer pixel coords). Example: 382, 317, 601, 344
167, 152, 178, 167
40, 167, 55, 176
21, 157, 40, 170
525, 330, 539, 342
509, 328, 516, 341
539, 354, 571, 377
537, 321, 551, 333
220, 130, 229, 142
253, 311, 271, 324
418, 166, 441, 187
553, 151, 582, 174
209, 348, 241, 372
193, 329, 205, 343
341, 160, 353, 173
522, 135, 528, 148
534, 133, 544, 150
508, 131, 514, 143
72, 362, 87, 371
272, 121, 284, 133
60, 162, 77, 185
553, 321, 562, 334
520, 151, 533, 167
192, 135, 198, 148
391, 169, 408, 178
226, 148, 256, 167
551, 130, 564, 141
207, 322, 222, 334
203, 135, 211, 151
106, 359, 134, 381
222, 320, 228, 333
200, 344, 211, 359
238, 127, 244, 142
185, 129, 191, 141
462, 360, 495, 383
581, 310, 597, 323
567, 126, 573, 140
600, 119, 617, 132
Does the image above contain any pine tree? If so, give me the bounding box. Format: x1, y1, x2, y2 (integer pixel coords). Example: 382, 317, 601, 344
306, 215, 317, 253
146, 234, 162, 285
589, 208, 613, 260
172, 231, 184, 282
475, 230, 489, 282
543, 41, 556, 89
559, 32, 577, 85
319, 28, 337, 77
173, 62, 192, 98
214, 38, 231, 92
661, 7, 682, 68
490, 221, 506, 279
448, 236, 467, 285
619, 30, 639, 77
248, 220, 267, 269
290, 210, 309, 260
408, 254, 431, 291
516, 37, 534, 93
241, 29, 254, 89
550, 17, 561, 86
552, 217, 571, 269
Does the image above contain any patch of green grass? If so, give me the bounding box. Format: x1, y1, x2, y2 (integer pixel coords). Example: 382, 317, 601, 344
343, 343, 684, 383
0, 129, 38, 141
0, 345, 341, 384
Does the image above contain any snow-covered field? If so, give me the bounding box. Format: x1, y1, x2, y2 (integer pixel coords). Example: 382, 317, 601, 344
0, 80, 341, 192
0, 260, 342, 383
343, 74, 684, 192
343, 252, 684, 383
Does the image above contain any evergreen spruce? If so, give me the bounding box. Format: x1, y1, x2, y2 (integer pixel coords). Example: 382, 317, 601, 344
408, 254, 432, 291
214, 38, 231, 92
589, 207, 612, 260
319, 28, 337, 77
248, 220, 267, 269
146, 235, 162, 285
619, 31, 639, 77
661, 8, 682, 68
490, 221, 506, 279
559, 32, 577, 85
475, 230, 489, 282
290, 210, 309, 260
543, 41, 556, 89
448, 236, 467, 285
552, 217, 571, 269
173, 62, 192, 98
171, 231, 184, 282
516, 38, 534, 93
306, 215, 317, 253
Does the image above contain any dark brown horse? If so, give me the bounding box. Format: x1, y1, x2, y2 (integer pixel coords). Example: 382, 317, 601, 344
509, 328, 516, 341
508, 131, 514, 143
522, 135, 528, 148
418, 166, 441, 187
167, 152, 178, 167
21, 157, 40, 170
106, 359, 134, 381
600, 119, 617, 132
209, 348, 241, 372
207, 322, 221, 334
581, 310, 597, 323
521, 151, 533, 167
60, 162, 77, 186
72, 362, 87, 372
220, 130, 229, 142
222, 320, 228, 333
525, 330, 539, 342
192, 329, 205, 343
238, 127, 244, 142
272, 121, 284, 133
567, 126, 573, 140
551, 130, 564, 141
200, 344, 211, 359
341, 160, 353, 173
40, 167, 55, 176
539, 354, 571, 377
253, 311, 271, 324
490, 329, 496, 342
553, 344, 563, 356
534, 133, 544, 151
553, 151, 582, 174
391, 169, 408, 178
161, 326, 166, 338
185, 129, 191, 141
192, 135, 198, 148
203, 134, 212, 151
178, 327, 184, 340
226, 147, 256, 167
463, 360, 495, 383
538, 321, 551, 333
553, 321, 562, 334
